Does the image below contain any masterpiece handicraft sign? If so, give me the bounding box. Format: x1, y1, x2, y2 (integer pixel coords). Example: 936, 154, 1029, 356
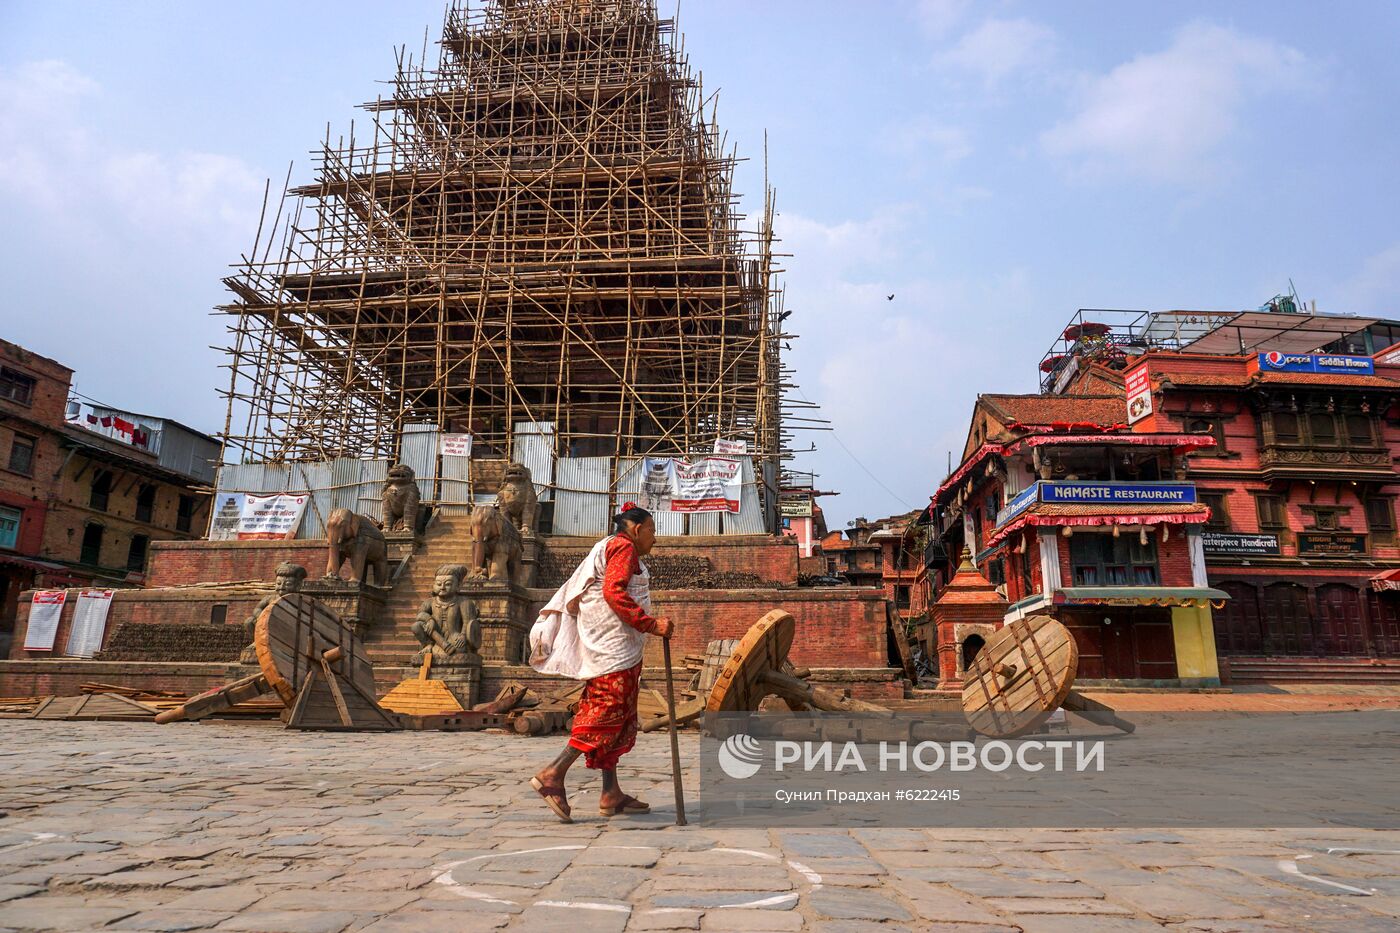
1202, 532, 1281, 557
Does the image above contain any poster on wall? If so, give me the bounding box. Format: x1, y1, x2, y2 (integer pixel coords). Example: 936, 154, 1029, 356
64, 590, 114, 658
713, 438, 748, 456
440, 434, 473, 458
23, 590, 67, 652
639, 457, 675, 511
1125, 367, 1152, 424
209, 492, 244, 541
236, 493, 309, 540
670, 457, 743, 513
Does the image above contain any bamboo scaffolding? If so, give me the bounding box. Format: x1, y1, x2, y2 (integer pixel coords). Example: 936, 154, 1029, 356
219, 0, 809, 483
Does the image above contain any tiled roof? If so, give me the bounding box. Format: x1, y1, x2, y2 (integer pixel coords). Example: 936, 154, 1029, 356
1155, 372, 1250, 387
980, 394, 1126, 427
1255, 372, 1400, 388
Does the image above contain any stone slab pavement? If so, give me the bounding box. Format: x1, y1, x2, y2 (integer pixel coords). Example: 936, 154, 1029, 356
0, 720, 1396, 932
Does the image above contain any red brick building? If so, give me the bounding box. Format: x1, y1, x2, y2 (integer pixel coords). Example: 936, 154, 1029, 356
928, 392, 1223, 687
1118, 345, 1400, 677
0, 337, 218, 656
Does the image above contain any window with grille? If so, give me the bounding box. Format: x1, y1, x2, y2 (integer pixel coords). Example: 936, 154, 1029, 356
7, 434, 35, 475
0, 367, 36, 405
0, 506, 20, 550
1069, 534, 1159, 586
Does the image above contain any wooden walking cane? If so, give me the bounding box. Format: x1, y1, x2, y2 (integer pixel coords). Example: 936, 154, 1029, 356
661, 635, 688, 825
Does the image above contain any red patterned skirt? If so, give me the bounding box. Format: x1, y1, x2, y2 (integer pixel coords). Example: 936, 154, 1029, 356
568, 662, 642, 770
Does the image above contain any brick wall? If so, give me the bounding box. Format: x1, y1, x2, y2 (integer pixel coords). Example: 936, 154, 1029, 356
147, 540, 330, 587
7, 587, 267, 662
643, 587, 889, 669
544, 535, 800, 584
0, 660, 245, 698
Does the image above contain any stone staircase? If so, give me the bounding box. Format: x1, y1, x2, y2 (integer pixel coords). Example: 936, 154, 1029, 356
1225, 656, 1400, 685
361, 517, 479, 667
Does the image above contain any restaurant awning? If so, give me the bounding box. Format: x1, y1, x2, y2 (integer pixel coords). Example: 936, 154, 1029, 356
986, 502, 1211, 547
1053, 586, 1230, 609
1371, 568, 1400, 592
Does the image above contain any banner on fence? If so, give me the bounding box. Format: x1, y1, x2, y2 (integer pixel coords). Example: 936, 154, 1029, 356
640, 457, 675, 511
671, 457, 743, 513
209, 493, 309, 541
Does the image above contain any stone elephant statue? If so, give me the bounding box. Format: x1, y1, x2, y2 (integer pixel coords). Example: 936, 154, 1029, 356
468, 505, 523, 586
325, 508, 389, 586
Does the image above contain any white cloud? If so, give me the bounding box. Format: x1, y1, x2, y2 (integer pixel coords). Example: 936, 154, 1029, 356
0, 60, 262, 237
1041, 22, 1311, 184
915, 0, 970, 39
937, 18, 1057, 86
1334, 242, 1400, 315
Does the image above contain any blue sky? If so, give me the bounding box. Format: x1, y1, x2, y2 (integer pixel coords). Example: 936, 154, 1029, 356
3, 1, 1398, 527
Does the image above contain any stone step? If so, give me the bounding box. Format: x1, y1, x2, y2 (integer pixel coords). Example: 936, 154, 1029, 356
1225, 656, 1400, 684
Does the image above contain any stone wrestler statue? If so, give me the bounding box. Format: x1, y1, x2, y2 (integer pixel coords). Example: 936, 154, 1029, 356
411, 564, 482, 665
239, 562, 307, 665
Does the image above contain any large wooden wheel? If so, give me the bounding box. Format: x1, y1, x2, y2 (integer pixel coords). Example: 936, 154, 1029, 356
705, 610, 797, 712
961, 614, 1078, 738
255, 593, 376, 705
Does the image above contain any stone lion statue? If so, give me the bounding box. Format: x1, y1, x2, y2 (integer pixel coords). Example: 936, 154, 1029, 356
495, 462, 538, 535
381, 463, 421, 534
468, 504, 523, 586
325, 508, 389, 586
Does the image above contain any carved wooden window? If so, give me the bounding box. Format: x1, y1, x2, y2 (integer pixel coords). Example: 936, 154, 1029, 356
1308, 412, 1338, 445
1184, 416, 1228, 451
1366, 498, 1396, 544
1345, 414, 1375, 446
1256, 494, 1287, 530
1070, 534, 1159, 586
1303, 507, 1347, 531
1271, 411, 1301, 444
1200, 492, 1230, 530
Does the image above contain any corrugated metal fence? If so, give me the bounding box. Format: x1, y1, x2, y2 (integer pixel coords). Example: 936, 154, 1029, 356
215, 422, 773, 538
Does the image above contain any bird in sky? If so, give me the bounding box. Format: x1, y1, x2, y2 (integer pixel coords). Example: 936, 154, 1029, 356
886, 294, 895, 301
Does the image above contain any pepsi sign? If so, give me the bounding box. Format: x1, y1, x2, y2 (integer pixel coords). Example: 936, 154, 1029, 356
1258, 352, 1374, 375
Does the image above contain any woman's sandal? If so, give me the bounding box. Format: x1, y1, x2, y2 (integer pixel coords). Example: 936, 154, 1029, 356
530, 776, 573, 824
599, 794, 651, 817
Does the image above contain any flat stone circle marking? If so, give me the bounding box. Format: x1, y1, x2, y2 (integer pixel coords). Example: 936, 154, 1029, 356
431, 843, 823, 913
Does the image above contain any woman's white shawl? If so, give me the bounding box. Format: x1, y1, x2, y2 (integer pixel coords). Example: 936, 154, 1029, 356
529, 535, 652, 680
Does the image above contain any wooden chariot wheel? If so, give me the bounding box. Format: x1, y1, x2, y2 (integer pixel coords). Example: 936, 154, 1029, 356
705, 610, 797, 713
254, 593, 377, 705
961, 614, 1078, 739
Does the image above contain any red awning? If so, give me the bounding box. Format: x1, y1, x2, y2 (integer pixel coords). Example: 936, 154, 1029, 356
1372, 568, 1400, 592
1013, 434, 1218, 451
987, 503, 1211, 548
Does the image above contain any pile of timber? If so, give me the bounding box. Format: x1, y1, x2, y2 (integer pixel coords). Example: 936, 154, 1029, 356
95, 623, 248, 663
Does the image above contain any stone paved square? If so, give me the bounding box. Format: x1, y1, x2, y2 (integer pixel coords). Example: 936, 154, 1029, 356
1, 721, 1397, 931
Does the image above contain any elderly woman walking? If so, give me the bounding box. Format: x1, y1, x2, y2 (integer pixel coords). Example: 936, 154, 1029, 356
528, 503, 674, 822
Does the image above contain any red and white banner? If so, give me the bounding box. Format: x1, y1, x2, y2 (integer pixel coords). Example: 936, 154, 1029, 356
1125, 367, 1152, 424
670, 457, 743, 513
23, 590, 67, 652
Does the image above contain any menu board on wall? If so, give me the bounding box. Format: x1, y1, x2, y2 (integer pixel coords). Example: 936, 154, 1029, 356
22, 591, 67, 651
64, 590, 114, 658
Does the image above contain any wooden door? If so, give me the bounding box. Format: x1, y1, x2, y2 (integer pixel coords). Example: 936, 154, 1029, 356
1062, 611, 1105, 679
1366, 593, 1400, 657
1101, 613, 1138, 679
1131, 609, 1178, 679
1261, 583, 1314, 655
1315, 584, 1366, 656
1213, 581, 1264, 655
